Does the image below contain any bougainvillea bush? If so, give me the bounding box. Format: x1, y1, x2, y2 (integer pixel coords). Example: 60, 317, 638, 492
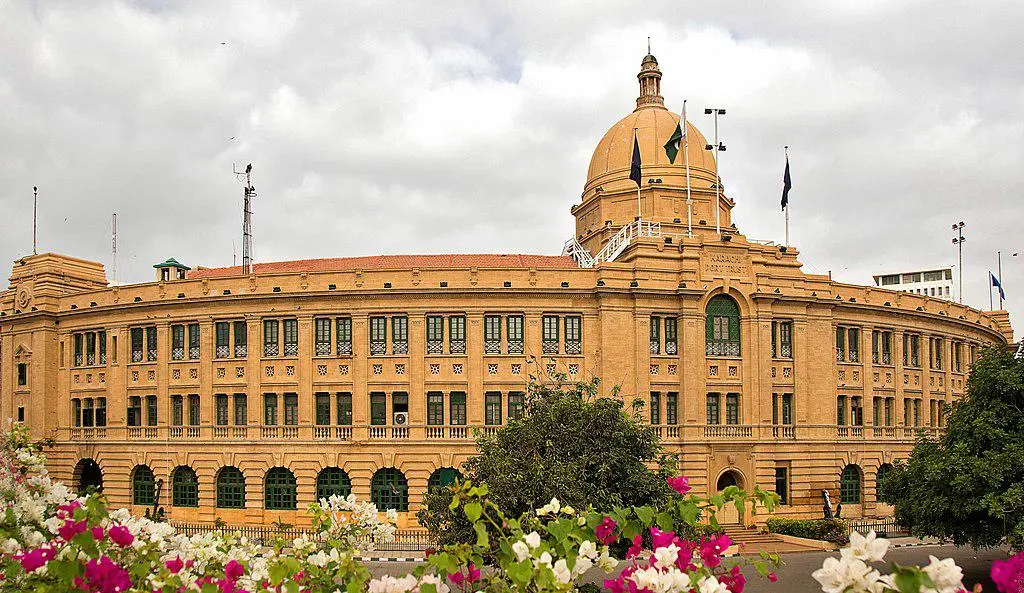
2, 423, 1022, 593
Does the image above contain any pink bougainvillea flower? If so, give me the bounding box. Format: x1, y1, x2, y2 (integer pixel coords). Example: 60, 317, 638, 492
699, 533, 732, 568
59, 519, 88, 542
449, 571, 465, 586
992, 552, 1024, 593
91, 526, 105, 541
224, 559, 245, 582
108, 525, 134, 548
18, 546, 55, 573
719, 563, 746, 593
666, 476, 691, 496
674, 539, 697, 572
767, 572, 779, 583
467, 563, 481, 583
165, 557, 184, 574
82, 556, 132, 593
650, 527, 678, 550
595, 517, 618, 545
626, 534, 644, 558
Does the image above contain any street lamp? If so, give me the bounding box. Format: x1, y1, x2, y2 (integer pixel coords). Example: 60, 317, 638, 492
705, 108, 726, 235
951, 222, 965, 304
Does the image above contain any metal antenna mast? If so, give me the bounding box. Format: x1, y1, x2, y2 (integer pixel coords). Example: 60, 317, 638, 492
33, 186, 38, 255
111, 213, 117, 284
233, 163, 256, 274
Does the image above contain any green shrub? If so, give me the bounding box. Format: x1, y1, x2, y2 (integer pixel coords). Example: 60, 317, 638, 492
765, 517, 849, 544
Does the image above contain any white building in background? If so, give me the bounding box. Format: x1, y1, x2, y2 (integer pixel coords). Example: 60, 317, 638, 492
873, 268, 956, 301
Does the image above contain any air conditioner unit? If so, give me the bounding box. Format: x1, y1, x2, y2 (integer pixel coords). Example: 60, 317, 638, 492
393, 412, 408, 426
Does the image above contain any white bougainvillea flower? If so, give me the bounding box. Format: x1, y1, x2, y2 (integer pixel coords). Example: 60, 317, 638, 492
922, 555, 965, 593
841, 530, 890, 563
524, 531, 542, 549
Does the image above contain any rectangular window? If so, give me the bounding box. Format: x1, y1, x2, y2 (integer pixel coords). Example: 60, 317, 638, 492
187, 324, 199, 359
131, 327, 144, 362
370, 317, 387, 355
146, 326, 157, 362
426, 316, 444, 354
233, 321, 247, 358
73, 399, 82, 427
650, 316, 661, 355
233, 394, 247, 426
847, 328, 860, 362
392, 316, 408, 355
263, 320, 280, 356
782, 394, 793, 425
336, 393, 353, 425
315, 318, 332, 356
127, 396, 142, 427
82, 398, 94, 427
283, 393, 298, 426
171, 325, 185, 360
264, 393, 278, 426
851, 396, 863, 426
450, 392, 467, 425
542, 315, 559, 354
837, 395, 847, 426
506, 315, 524, 354
171, 395, 184, 426
913, 399, 921, 427
145, 395, 157, 426
508, 392, 526, 420
449, 316, 467, 354
17, 407, 24, 423
774, 321, 793, 359
393, 392, 409, 415
775, 467, 789, 505
706, 393, 720, 425
95, 398, 106, 427
873, 397, 883, 426
427, 392, 445, 426
216, 394, 229, 426
283, 319, 298, 356
99, 330, 107, 364
484, 315, 502, 354
215, 322, 230, 358
74, 333, 84, 366
664, 318, 678, 355
565, 316, 582, 354
666, 392, 678, 425
336, 318, 353, 355
932, 337, 944, 370
370, 393, 387, 425
835, 327, 846, 362
725, 393, 740, 425
885, 397, 894, 427
315, 392, 331, 425
85, 332, 96, 365
17, 363, 27, 386
904, 398, 911, 426
188, 395, 200, 426
485, 392, 502, 425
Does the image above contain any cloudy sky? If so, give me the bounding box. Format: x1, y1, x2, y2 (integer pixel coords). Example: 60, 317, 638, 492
2, 1, 1022, 332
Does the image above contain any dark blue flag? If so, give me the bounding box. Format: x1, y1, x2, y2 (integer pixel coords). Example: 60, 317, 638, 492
992, 272, 1006, 300
781, 155, 792, 210
630, 132, 642, 188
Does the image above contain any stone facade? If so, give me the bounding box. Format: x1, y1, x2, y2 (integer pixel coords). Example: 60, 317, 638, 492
0, 53, 1012, 528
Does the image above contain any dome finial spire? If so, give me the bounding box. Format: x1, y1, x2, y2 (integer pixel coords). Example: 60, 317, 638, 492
636, 48, 664, 110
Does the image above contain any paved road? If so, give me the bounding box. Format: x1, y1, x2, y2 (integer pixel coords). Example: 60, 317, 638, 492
367, 544, 1008, 592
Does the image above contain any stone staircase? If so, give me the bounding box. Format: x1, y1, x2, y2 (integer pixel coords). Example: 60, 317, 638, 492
720, 524, 828, 555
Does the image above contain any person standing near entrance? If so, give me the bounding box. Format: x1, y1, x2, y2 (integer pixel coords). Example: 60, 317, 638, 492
835, 499, 844, 519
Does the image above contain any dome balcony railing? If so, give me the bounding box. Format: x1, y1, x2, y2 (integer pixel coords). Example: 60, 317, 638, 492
563, 219, 662, 268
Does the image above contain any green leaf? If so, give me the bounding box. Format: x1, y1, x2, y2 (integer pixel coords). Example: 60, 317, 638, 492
635, 506, 655, 526
655, 512, 674, 531
464, 501, 482, 522
420, 583, 437, 593
506, 558, 534, 586
474, 522, 489, 548
269, 562, 290, 586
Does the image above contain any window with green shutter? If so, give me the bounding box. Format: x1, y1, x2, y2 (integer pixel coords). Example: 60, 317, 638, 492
131, 327, 144, 362
215, 322, 230, 358
336, 318, 352, 355
725, 393, 740, 425
371, 468, 408, 512
650, 317, 661, 355
565, 316, 582, 354
263, 320, 279, 356
264, 393, 278, 426
146, 326, 158, 361
706, 393, 720, 425
336, 393, 353, 425
449, 316, 466, 354
427, 392, 444, 426
508, 392, 526, 421
666, 392, 678, 425
426, 316, 444, 354
450, 392, 467, 425
264, 467, 297, 510
370, 317, 387, 355
171, 325, 185, 360
234, 394, 247, 426
485, 392, 502, 425
283, 319, 299, 356
283, 393, 298, 426
840, 464, 862, 504
392, 317, 408, 354
316, 467, 352, 500
132, 465, 155, 506
171, 394, 184, 427
507, 315, 524, 354
428, 467, 463, 490
233, 321, 247, 358
216, 466, 245, 508
650, 392, 661, 424
188, 324, 200, 359
484, 316, 502, 354
315, 393, 331, 425
172, 466, 198, 507
315, 318, 332, 356
542, 316, 559, 353
664, 318, 678, 355
370, 393, 387, 425
705, 296, 740, 357
145, 395, 157, 426
216, 394, 229, 426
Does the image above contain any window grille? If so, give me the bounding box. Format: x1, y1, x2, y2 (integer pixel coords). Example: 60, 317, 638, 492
371, 468, 408, 512
316, 467, 352, 500
336, 318, 352, 355
449, 316, 466, 354
216, 467, 246, 508
506, 316, 524, 354
264, 467, 297, 510
484, 315, 502, 354
263, 320, 279, 356
542, 316, 559, 354
132, 465, 155, 506
315, 318, 332, 356
172, 466, 198, 507
565, 316, 582, 354
706, 296, 741, 356
391, 317, 408, 355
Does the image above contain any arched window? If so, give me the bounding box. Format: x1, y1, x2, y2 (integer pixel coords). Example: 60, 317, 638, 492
371, 468, 409, 512
840, 464, 862, 504
428, 467, 463, 491
316, 467, 352, 501
716, 470, 744, 491
216, 467, 246, 509
171, 466, 198, 507
74, 459, 103, 495
264, 467, 297, 510
706, 295, 741, 356
132, 464, 155, 506
876, 464, 893, 500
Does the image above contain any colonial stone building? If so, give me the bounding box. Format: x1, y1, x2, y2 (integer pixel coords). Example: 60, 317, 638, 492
0, 53, 1012, 528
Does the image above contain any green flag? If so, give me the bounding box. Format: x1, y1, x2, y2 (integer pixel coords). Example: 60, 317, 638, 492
664, 122, 683, 164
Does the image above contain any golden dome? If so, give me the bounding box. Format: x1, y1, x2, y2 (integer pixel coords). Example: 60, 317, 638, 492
584, 54, 716, 193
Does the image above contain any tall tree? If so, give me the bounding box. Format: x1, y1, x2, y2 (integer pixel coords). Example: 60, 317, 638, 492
881, 346, 1024, 549
418, 374, 673, 545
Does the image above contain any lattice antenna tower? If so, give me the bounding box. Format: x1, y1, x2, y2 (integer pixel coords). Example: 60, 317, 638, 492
232, 163, 256, 274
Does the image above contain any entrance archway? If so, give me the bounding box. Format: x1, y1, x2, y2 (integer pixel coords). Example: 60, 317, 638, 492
74, 458, 103, 494
716, 469, 744, 491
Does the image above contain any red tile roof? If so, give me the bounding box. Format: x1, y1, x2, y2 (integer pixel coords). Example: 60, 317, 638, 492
187, 254, 577, 279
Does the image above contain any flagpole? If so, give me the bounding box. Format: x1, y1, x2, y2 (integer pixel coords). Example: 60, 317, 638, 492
33, 186, 38, 255
635, 128, 641, 221
784, 146, 790, 247
990, 274, 994, 311
998, 251, 1004, 309
683, 101, 692, 237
